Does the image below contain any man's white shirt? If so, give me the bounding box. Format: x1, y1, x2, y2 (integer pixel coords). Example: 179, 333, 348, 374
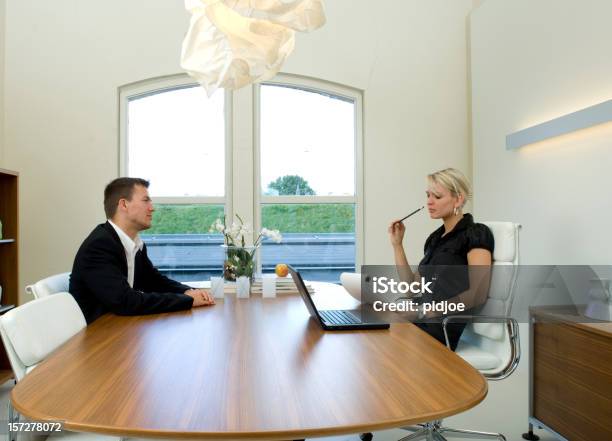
108, 220, 144, 288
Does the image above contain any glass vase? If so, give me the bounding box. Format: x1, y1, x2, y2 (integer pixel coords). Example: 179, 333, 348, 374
222, 245, 257, 282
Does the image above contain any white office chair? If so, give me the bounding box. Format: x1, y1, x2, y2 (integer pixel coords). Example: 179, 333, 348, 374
0, 293, 116, 441
449, 222, 521, 379
25, 272, 71, 299
396, 222, 521, 441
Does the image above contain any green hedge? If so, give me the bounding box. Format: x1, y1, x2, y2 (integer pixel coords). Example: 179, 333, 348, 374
144, 204, 355, 234
261, 204, 354, 233
144, 205, 224, 234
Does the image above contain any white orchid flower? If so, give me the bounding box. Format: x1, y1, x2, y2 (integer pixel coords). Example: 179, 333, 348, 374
209, 219, 220, 233
261, 228, 282, 243
239, 223, 252, 238
270, 230, 282, 243
214, 219, 225, 233
229, 221, 241, 241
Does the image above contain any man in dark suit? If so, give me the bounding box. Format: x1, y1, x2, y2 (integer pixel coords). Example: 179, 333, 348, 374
70, 177, 215, 323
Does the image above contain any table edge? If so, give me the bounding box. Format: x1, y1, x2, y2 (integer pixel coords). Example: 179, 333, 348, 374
12, 380, 487, 439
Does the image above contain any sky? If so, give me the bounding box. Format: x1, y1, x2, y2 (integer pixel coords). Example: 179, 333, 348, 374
128, 83, 355, 198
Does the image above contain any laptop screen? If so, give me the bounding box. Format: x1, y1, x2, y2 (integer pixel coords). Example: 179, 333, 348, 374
288, 266, 321, 320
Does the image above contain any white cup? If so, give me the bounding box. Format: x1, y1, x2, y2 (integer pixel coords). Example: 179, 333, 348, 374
210, 277, 224, 299
262, 275, 276, 298
237, 276, 250, 298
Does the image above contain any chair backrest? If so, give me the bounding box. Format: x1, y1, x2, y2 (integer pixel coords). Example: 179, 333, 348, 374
340, 272, 362, 299
484, 221, 520, 265
458, 222, 520, 379
25, 272, 70, 299
472, 222, 520, 336
0, 292, 86, 381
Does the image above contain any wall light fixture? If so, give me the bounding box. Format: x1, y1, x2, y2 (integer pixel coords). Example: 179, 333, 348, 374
506, 99, 612, 149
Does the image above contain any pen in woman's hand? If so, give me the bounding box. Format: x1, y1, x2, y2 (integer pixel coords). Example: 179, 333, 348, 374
397, 206, 425, 223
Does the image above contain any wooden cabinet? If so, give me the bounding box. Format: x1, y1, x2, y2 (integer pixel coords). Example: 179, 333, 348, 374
0, 168, 18, 383
528, 306, 612, 441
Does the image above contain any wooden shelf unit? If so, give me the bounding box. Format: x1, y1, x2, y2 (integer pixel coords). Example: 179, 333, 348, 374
528, 306, 612, 441
0, 168, 18, 383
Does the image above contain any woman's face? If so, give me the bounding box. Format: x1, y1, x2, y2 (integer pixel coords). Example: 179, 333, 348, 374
426, 182, 461, 219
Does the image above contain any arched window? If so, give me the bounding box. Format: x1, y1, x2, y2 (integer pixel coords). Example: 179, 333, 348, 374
256, 77, 362, 281
120, 74, 362, 282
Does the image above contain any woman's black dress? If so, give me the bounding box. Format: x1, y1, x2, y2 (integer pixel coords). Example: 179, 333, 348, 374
415, 213, 494, 351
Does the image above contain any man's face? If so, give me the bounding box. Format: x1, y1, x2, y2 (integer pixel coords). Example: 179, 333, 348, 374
124, 185, 154, 231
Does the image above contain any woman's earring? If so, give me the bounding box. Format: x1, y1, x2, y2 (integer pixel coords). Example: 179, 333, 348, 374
453, 207, 458, 216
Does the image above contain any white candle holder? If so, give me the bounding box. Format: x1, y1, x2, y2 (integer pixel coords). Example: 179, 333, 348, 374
236, 276, 250, 298
262, 275, 277, 298
210, 277, 224, 299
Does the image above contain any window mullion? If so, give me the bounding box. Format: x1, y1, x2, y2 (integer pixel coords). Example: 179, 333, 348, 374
231, 85, 256, 243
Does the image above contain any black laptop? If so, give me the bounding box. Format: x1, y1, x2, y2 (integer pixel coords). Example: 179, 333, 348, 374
288, 266, 390, 331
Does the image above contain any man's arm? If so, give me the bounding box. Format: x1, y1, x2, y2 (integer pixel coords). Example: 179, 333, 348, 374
136, 244, 215, 305
138, 244, 193, 293
78, 237, 194, 316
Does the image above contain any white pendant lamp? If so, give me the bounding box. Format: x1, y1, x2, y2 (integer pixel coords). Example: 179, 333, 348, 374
181, 0, 326, 96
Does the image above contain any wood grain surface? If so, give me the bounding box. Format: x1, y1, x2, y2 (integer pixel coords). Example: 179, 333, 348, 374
0, 169, 19, 307
0, 169, 19, 384
532, 306, 612, 441
11, 283, 487, 439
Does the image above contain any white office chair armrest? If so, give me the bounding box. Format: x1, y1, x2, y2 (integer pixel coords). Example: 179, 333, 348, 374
442, 314, 520, 380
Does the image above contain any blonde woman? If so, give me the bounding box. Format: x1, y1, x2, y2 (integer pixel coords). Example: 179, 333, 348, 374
388, 168, 494, 350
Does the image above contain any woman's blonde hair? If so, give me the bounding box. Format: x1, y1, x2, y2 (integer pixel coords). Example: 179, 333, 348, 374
427, 168, 472, 207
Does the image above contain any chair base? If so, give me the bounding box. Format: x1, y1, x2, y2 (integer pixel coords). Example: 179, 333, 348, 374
397, 421, 507, 441
8, 400, 18, 441
521, 427, 540, 440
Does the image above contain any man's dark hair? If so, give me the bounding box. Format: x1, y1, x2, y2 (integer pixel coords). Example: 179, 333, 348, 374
104, 177, 150, 219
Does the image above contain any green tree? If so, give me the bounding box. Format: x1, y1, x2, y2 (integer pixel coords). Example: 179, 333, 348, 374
268, 175, 316, 196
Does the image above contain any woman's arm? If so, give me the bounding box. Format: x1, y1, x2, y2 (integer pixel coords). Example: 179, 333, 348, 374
466, 248, 493, 265
388, 220, 417, 284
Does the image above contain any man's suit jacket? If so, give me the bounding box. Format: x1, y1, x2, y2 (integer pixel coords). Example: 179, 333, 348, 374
70, 222, 194, 323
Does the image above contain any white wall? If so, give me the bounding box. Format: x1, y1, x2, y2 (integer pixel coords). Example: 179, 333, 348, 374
464, 1, 612, 440
3, 0, 473, 300
0, 0, 5, 165
471, 0, 612, 265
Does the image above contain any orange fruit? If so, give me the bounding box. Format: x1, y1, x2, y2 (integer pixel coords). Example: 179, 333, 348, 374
275, 263, 289, 277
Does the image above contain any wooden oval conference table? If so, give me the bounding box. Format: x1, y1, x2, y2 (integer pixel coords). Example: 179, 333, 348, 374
11, 282, 487, 440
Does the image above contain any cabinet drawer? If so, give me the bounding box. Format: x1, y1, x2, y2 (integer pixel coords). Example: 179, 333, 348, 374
533, 323, 612, 376
533, 321, 612, 440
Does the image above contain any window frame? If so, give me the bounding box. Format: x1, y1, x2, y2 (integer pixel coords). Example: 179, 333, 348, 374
118, 73, 364, 275
253, 74, 364, 269
118, 74, 233, 210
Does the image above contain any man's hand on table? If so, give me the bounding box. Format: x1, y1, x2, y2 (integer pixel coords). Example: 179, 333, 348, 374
185, 288, 216, 307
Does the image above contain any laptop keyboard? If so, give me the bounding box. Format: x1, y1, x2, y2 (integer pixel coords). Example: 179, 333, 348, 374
320, 310, 360, 325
